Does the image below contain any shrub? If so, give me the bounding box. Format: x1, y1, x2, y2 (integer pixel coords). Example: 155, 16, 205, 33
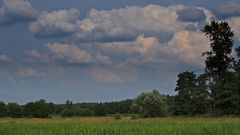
0, 102, 7, 117
114, 113, 122, 120
7, 103, 24, 118
131, 114, 140, 120
133, 90, 167, 117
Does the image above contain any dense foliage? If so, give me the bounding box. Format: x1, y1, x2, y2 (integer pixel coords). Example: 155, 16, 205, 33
133, 90, 167, 117
173, 21, 240, 116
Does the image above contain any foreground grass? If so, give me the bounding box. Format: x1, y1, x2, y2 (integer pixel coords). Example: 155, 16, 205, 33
0, 117, 240, 135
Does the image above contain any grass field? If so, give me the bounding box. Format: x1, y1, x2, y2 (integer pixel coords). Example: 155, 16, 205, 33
0, 117, 240, 135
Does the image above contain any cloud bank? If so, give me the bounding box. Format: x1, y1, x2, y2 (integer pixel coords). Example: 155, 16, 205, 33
2, 1, 240, 85
0, 0, 38, 26
28, 4, 211, 43
29, 9, 79, 37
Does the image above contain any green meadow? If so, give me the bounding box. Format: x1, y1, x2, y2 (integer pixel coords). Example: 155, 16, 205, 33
0, 117, 240, 135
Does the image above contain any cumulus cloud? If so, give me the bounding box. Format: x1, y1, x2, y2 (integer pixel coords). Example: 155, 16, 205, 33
0, 54, 13, 63
29, 8, 79, 37
161, 31, 210, 66
86, 67, 137, 84
27, 4, 215, 43
87, 67, 123, 84
0, 0, 38, 26
213, 1, 240, 19
18, 67, 45, 78
45, 43, 111, 64
74, 4, 190, 41
101, 34, 159, 57
24, 50, 50, 64
177, 7, 206, 22
95, 53, 112, 64
228, 17, 240, 39
45, 43, 92, 63
28, 4, 210, 42
101, 31, 210, 68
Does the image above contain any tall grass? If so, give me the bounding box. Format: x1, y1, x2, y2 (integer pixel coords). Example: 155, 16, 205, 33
0, 117, 239, 135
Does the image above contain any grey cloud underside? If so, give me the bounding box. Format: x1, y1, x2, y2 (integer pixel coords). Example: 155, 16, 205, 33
28, 4, 207, 42
29, 8, 79, 38
0, 0, 38, 26
177, 7, 206, 22
212, 1, 240, 19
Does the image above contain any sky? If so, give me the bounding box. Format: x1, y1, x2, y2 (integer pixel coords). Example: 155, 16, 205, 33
1, 0, 240, 104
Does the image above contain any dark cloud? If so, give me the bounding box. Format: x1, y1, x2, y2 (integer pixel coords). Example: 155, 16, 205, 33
0, 0, 38, 26
184, 24, 198, 31
177, 7, 206, 22
212, 1, 240, 19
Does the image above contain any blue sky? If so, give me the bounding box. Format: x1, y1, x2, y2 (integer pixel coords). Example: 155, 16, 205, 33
1, 0, 240, 104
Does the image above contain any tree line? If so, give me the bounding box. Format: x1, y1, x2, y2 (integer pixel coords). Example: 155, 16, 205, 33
0, 90, 171, 118
173, 21, 240, 116
0, 21, 239, 118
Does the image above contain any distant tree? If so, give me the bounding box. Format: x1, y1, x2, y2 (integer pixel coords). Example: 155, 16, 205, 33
61, 100, 75, 117
7, 103, 24, 118
194, 74, 210, 115
0, 102, 7, 117
174, 71, 197, 116
219, 72, 239, 115
133, 90, 167, 117
163, 95, 175, 115
47, 102, 56, 115
93, 103, 108, 116
203, 21, 235, 115
74, 107, 93, 117
33, 99, 50, 118
24, 102, 35, 117
24, 99, 50, 118
234, 43, 240, 114
117, 99, 133, 114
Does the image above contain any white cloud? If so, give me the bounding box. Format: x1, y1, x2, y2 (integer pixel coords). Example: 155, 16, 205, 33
95, 53, 112, 64
24, 49, 50, 64
85, 67, 137, 84
0, 54, 13, 63
0, 0, 38, 25
101, 34, 159, 57
161, 31, 210, 66
29, 8, 79, 37
101, 31, 210, 68
228, 17, 240, 39
45, 43, 92, 64
28, 4, 211, 41
18, 67, 45, 78
87, 67, 123, 84
74, 4, 190, 41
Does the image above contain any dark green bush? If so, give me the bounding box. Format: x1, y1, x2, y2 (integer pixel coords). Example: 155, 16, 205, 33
131, 114, 140, 120
113, 113, 122, 120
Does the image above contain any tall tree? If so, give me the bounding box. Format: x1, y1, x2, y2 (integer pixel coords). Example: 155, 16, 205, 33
174, 71, 197, 115
203, 21, 235, 115
203, 21, 234, 80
